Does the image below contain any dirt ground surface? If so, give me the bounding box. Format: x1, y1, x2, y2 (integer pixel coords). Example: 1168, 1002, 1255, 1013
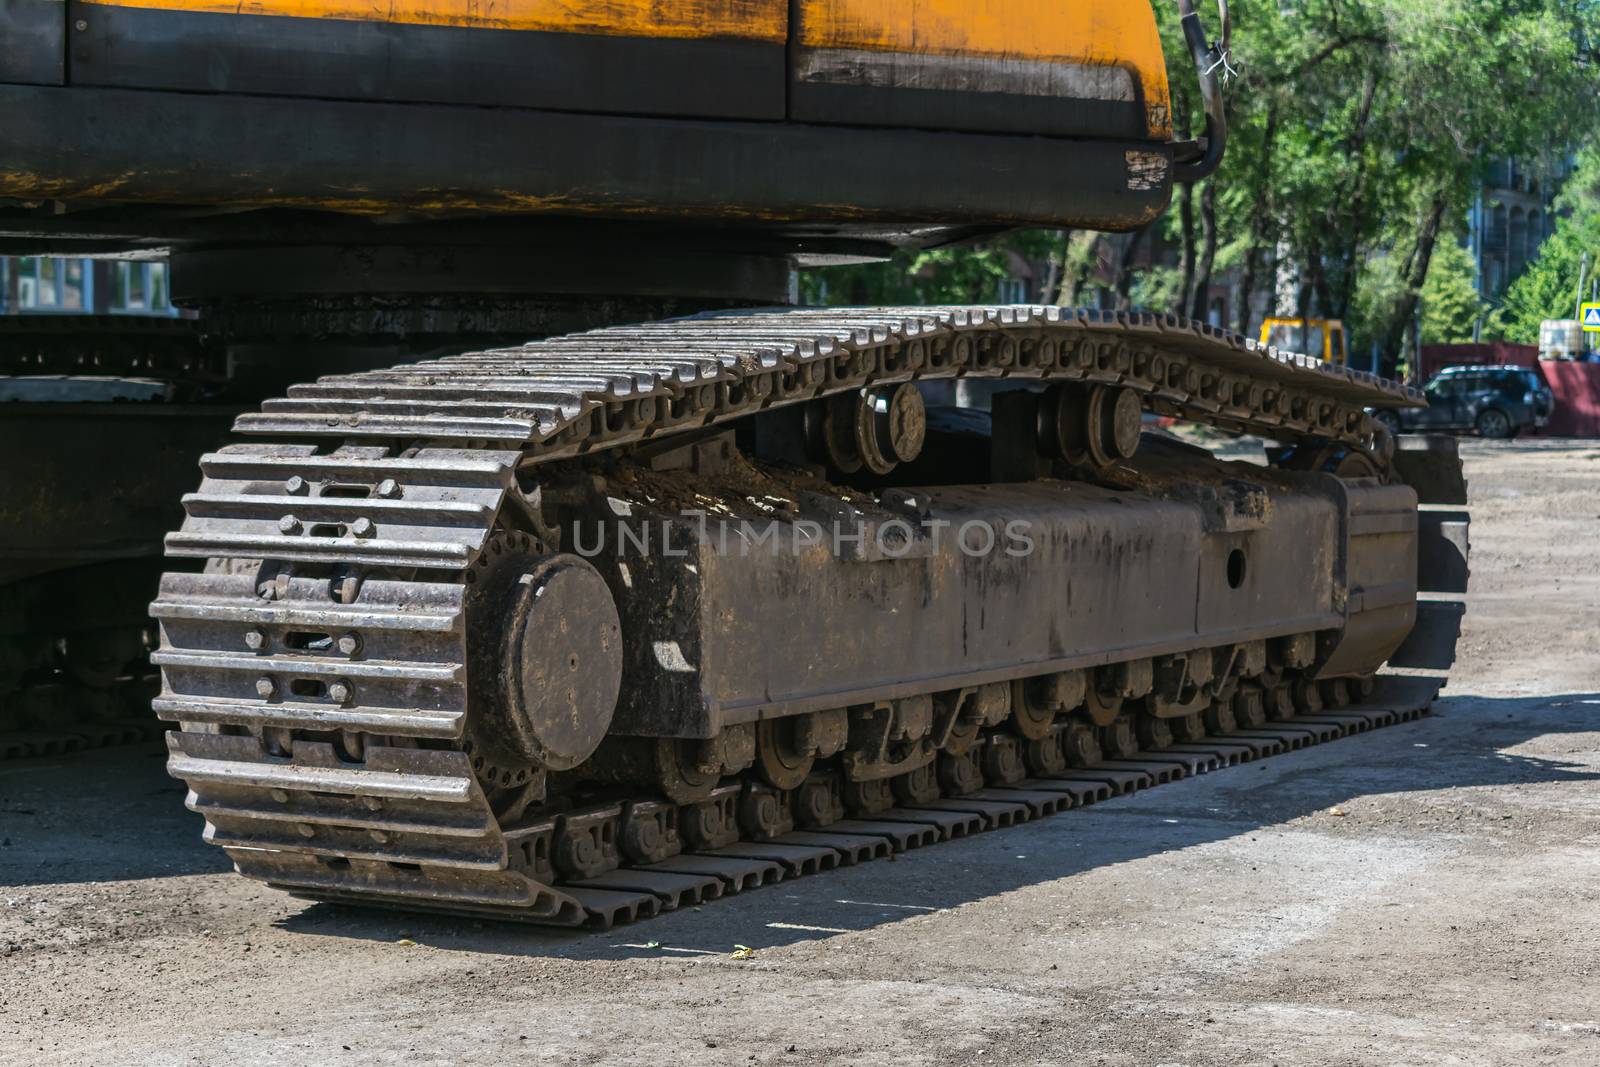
3, 438, 1598, 1067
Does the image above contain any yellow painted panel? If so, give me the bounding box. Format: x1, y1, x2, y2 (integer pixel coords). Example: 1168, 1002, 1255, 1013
800, 0, 1171, 135
83, 0, 788, 41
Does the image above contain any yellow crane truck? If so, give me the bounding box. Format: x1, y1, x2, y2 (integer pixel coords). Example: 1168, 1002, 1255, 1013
0, 0, 1467, 926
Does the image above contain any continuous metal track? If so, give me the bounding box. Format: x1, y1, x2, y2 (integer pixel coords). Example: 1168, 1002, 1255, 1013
151, 305, 1440, 928
0, 653, 161, 761
169, 674, 1443, 930
0, 707, 160, 761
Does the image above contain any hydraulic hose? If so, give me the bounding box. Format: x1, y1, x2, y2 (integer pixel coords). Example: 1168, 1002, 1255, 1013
1173, 0, 1231, 183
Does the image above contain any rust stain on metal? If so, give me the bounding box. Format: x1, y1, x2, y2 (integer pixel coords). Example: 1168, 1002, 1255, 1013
79, 0, 788, 41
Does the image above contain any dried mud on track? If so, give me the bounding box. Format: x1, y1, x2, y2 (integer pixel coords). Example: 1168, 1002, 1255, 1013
4, 438, 1600, 1067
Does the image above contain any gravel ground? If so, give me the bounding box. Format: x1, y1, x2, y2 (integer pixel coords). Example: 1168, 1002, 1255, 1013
2, 438, 1598, 1067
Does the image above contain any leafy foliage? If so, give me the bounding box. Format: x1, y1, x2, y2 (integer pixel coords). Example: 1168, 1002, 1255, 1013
1498, 148, 1600, 343
800, 0, 1600, 373
1419, 238, 1490, 345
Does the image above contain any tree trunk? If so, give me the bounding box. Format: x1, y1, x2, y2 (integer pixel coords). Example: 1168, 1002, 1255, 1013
1188, 180, 1217, 321
1177, 182, 1196, 316
1062, 234, 1094, 307
1237, 240, 1263, 334
1295, 273, 1314, 353
1328, 68, 1381, 320
1308, 247, 1336, 320
1379, 192, 1450, 378
1040, 230, 1065, 305
1235, 104, 1279, 334
1113, 227, 1149, 311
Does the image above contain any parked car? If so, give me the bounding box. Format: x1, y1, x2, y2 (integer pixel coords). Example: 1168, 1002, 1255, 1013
1372, 365, 1552, 439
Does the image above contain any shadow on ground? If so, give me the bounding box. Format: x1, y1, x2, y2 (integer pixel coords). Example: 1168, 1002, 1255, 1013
277, 689, 1600, 960
0, 741, 231, 886
3, 691, 1596, 959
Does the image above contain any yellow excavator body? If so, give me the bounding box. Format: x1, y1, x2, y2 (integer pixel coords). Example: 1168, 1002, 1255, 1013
1261, 318, 1350, 368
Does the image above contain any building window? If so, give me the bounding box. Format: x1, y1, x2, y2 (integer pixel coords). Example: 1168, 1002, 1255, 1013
11, 257, 89, 311
110, 261, 171, 313
1489, 203, 1508, 252
996, 277, 1029, 304
1207, 296, 1225, 328
1509, 208, 1528, 276
4, 256, 175, 315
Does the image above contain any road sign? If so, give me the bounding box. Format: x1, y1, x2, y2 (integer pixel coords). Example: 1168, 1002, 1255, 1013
1583, 302, 1600, 332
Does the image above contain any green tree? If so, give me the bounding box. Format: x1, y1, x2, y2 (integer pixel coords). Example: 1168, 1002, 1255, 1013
1498, 147, 1600, 343
802, 231, 1073, 307
1419, 238, 1489, 344
1499, 219, 1600, 344
798, 0, 1600, 373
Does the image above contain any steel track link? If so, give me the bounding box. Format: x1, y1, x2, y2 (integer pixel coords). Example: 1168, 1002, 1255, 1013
266, 675, 1443, 930
152, 305, 1435, 927
0, 712, 160, 761
1, 661, 162, 762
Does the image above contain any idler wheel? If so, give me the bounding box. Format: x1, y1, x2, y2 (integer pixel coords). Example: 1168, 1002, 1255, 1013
1138, 714, 1174, 750
810, 392, 865, 474
1038, 384, 1092, 465
755, 716, 816, 791
1009, 679, 1058, 741
1103, 385, 1144, 461
1320, 677, 1353, 709
1060, 723, 1103, 766
61, 627, 145, 690
653, 737, 722, 804
942, 715, 983, 757
1099, 715, 1140, 759
892, 762, 942, 805
1203, 699, 1237, 735
1085, 385, 1142, 468
465, 538, 623, 785
1234, 684, 1268, 729
860, 383, 927, 470
1082, 671, 1125, 727
1292, 676, 1324, 715
938, 748, 985, 795
1265, 684, 1298, 720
